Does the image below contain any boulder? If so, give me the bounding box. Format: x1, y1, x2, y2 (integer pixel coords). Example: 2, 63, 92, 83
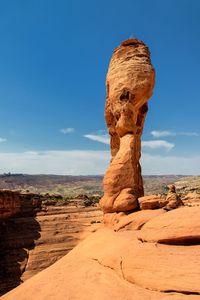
138, 195, 168, 210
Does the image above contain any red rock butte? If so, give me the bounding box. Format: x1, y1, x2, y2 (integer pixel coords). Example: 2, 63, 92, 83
100, 38, 155, 213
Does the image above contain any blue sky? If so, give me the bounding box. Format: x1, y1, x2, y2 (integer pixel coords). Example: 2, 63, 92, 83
0, 0, 199, 175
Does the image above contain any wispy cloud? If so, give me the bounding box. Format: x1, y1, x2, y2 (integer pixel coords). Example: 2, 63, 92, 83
84, 133, 174, 152
141, 153, 200, 175
84, 133, 110, 144
151, 131, 176, 138
180, 132, 199, 137
0, 138, 7, 143
142, 140, 175, 151
60, 128, 75, 134
151, 130, 199, 138
0, 150, 199, 175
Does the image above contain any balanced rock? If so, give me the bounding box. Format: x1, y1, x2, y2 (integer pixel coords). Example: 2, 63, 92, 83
100, 39, 155, 213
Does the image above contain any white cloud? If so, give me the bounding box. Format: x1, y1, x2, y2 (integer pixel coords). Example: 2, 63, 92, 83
0, 150, 199, 175
0, 150, 110, 175
84, 134, 110, 145
60, 128, 75, 134
142, 140, 175, 151
84, 133, 174, 152
141, 153, 200, 175
0, 138, 7, 142
151, 130, 176, 138
180, 132, 199, 137
151, 130, 199, 138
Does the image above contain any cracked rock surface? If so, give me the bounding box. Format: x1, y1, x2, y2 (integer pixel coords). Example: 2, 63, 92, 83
2, 206, 200, 300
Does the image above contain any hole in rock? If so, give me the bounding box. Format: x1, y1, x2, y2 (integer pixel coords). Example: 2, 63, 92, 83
135, 54, 145, 57
120, 90, 130, 101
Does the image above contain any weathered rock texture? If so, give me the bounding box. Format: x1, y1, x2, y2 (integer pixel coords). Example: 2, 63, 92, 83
0, 190, 42, 220
100, 39, 155, 213
138, 194, 168, 210
0, 190, 102, 296
2, 40, 200, 300
2, 207, 200, 300
164, 185, 183, 210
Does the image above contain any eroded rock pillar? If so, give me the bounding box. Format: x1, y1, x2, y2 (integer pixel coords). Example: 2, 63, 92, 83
100, 39, 155, 213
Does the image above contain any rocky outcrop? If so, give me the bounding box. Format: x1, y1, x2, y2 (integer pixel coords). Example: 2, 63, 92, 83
100, 39, 155, 213
0, 190, 42, 295
0, 190, 42, 220
164, 185, 183, 210
138, 194, 168, 210
0, 190, 102, 296
138, 206, 200, 244
181, 192, 200, 206
2, 207, 200, 300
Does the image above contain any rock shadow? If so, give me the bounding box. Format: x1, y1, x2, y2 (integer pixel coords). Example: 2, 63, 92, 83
0, 193, 41, 296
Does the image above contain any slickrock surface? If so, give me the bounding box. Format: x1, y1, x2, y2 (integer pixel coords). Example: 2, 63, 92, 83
0, 191, 102, 296
138, 206, 200, 244
100, 39, 155, 213
138, 194, 168, 209
103, 208, 165, 231
2, 207, 200, 300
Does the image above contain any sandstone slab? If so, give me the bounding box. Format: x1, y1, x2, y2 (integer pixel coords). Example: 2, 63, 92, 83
104, 209, 165, 231
138, 206, 200, 244
2, 228, 199, 300
138, 195, 168, 210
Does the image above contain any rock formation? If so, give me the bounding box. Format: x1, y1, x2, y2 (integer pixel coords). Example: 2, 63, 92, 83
164, 184, 183, 210
0, 190, 102, 296
138, 194, 168, 210
100, 39, 155, 213
2, 208, 200, 300
2, 40, 200, 300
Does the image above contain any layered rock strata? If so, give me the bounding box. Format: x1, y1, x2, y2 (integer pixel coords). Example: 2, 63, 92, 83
0, 190, 102, 296
100, 39, 155, 213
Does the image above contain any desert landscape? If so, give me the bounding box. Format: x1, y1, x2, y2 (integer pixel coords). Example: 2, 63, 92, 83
1, 37, 200, 300
1, 1, 200, 299
0, 174, 199, 296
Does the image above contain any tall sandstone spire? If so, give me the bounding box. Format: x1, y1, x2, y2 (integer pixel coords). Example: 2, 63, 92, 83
100, 39, 155, 213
